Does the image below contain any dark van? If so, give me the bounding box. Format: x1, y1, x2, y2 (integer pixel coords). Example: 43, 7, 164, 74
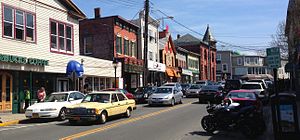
224, 79, 242, 94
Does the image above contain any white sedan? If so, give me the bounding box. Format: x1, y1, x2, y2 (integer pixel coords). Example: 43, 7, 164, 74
25, 91, 85, 120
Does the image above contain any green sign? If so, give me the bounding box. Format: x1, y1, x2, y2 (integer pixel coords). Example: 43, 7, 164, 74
0, 54, 49, 66
266, 47, 281, 69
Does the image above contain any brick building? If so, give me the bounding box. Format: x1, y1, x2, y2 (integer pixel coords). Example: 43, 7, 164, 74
79, 8, 143, 92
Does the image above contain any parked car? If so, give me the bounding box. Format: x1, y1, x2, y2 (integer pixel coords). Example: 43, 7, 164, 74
148, 86, 183, 106
102, 88, 135, 100
181, 83, 191, 95
198, 85, 224, 103
162, 82, 182, 91
185, 84, 202, 98
133, 86, 157, 103
247, 79, 268, 89
240, 82, 268, 99
195, 80, 213, 86
216, 81, 226, 88
224, 79, 242, 94
224, 90, 263, 112
25, 91, 85, 120
65, 91, 136, 124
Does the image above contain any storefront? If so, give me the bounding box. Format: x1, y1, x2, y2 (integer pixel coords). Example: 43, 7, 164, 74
122, 57, 143, 93
148, 60, 166, 86
181, 69, 193, 83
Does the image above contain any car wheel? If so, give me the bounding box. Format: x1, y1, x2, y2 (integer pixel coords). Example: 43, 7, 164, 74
59, 108, 66, 121
124, 108, 131, 118
99, 111, 107, 124
171, 98, 175, 106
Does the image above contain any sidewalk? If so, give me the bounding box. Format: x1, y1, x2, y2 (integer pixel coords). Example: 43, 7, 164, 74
0, 113, 27, 127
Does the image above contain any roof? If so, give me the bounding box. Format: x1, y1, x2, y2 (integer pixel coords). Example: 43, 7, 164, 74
89, 91, 122, 94
58, 0, 86, 19
97, 15, 139, 29
51, 91, 80, 94
173, 34, 203, 46
202, 25, 216, 43
176, 46, 201, 56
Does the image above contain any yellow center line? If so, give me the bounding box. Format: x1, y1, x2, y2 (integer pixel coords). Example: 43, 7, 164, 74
60, 101, 194, 140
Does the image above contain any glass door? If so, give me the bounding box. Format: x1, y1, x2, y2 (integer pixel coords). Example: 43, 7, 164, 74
0, 72, 13, 112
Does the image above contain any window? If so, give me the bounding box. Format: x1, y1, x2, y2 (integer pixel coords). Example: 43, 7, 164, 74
3, 5, 35, 42
116, 36, 122, 54
254, 58, 258, 64
111, 94, 118, 102
84, 36, 93, 54
237, 58, 242, 65
149, 51, 153, 60
117, 94, 126, 101
217, 54, 221, 61
211, 53, 214, 62
131, 41, 137, 57
50, 20, 73, 54
248, 67, 252, 74
124, 39, 129, 55
222, 64, 228, 72
246, 58, 250, 64
75, 92, 84, 100
204, 50, 207, 59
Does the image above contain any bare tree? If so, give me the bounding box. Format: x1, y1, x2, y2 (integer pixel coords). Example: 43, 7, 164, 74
270, 21, 288, 59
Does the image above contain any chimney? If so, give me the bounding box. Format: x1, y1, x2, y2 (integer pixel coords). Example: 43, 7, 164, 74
94, 8, 101, 18
177, 34, 181, 39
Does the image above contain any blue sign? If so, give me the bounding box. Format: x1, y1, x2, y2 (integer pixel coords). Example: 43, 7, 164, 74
66, 60, 84, 77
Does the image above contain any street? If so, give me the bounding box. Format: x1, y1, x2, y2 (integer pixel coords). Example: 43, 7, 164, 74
0, 98, 271, 140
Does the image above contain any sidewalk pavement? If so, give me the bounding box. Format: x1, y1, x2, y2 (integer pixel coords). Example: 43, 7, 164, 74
0, 113, 27, 127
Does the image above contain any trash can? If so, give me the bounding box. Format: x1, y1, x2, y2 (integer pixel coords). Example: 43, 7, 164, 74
271, 93, 300, 140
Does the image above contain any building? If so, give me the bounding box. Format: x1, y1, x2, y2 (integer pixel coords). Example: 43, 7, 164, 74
131, 12, 165, 86
79, 8, 143, 92
285, 0, 300, 91
0, 0, 120, 113
176, 47, 199, 83
216, 50, 233, 81
232, 55, 271, 80
174, 26, 217, 82
159, 29, 179, 82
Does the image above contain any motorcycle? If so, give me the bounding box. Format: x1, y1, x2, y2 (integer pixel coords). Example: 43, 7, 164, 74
201, 98, 266, 138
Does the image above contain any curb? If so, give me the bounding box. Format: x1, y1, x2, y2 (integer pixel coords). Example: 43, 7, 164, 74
0, 120, 20, 127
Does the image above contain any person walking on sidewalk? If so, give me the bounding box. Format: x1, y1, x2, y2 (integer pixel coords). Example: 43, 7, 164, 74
24, 88, 31, 110
37, 87, 46, 103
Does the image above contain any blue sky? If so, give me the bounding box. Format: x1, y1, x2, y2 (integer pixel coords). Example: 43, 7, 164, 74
73, 0, 289, 54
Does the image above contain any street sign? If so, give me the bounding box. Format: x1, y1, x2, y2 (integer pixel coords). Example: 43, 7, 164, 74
267, 47, 281, 69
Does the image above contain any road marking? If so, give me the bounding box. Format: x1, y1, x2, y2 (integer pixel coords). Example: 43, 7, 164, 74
60, 101, 194, 140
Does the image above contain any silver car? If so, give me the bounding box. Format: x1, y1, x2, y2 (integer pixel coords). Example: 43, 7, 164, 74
148, 86, 183, 106
185, 84, 202, 98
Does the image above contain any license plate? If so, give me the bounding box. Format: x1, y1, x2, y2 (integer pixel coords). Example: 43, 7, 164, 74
32, 113, 39, 118
74, 117, 80, 120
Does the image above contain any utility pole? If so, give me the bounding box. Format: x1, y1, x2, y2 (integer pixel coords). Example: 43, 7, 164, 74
143, 0, 149, 86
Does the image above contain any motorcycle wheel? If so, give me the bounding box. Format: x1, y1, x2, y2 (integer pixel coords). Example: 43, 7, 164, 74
201, 115, 217, 134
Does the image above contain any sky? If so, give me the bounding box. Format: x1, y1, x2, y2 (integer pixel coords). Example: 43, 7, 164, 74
73, 0, 289, 55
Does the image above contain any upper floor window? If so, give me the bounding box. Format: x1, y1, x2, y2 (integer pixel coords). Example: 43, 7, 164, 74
50, 20, 73, 54
254, 58, 258, 64
131, 41, 137, 57
3, 5, 35, 42
237, 58, 242, 65
211, 53, 214, 62
84, 36, 93, 54
222, 63, 228, 72
246, 58, 250, 64
149, 51, 153, 60
124, 39, 129, 56
116, 36, 122, 54
217, 54, 221, 61
204, 50, 207, 59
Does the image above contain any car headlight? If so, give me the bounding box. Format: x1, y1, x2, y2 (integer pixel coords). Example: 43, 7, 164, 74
144, 94, 148, 98
164, 95, 172, 99
87, 109, 96, 114
40, 108, 57, 111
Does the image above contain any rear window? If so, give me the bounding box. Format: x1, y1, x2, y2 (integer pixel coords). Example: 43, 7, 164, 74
227, 92, 256, 99
190, 84, 201, 89
241, 84, 262, 89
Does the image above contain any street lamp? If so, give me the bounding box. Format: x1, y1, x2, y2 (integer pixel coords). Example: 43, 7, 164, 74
112, 58, 118, 88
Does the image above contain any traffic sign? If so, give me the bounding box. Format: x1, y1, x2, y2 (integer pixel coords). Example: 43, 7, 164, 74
266, 47, 281, 69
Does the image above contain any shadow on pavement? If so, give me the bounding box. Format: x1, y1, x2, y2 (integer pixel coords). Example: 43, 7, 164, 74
188, 131, 255, 140
19, 118, 60, 124
56, 115, 128, 126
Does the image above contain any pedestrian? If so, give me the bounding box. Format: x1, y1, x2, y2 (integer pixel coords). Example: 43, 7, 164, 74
24, 87, 30, 110
37, 87, 46, 102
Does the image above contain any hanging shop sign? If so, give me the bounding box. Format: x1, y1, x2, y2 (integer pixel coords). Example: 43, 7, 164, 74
148, 60, 166, 72
0, 54, 49, 66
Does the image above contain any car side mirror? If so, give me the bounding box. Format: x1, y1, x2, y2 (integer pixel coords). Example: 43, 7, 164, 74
69, 98, 75, 101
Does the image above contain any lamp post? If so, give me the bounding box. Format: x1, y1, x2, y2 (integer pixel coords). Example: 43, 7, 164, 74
112, 58, 118, 88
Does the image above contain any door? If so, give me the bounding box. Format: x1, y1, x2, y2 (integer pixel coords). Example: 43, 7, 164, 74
0, 72, 13, 112
110, 94, 120, 116
117, 93, 128, 113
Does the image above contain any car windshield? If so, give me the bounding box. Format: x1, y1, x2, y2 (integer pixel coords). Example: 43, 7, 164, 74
82, 94, 110, 103
134, 87, 152, 94
45, 93, 68, 102
155, 88, 172, 94
196, 81, 206, 85
202, 86, 220, 91
241, 84, 262, 89
190, 84, 201, 89
181, 84, 190, 89
227, 92, 256, 99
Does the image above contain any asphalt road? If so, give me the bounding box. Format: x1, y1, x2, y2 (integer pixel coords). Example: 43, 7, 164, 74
0, 98, 272, 140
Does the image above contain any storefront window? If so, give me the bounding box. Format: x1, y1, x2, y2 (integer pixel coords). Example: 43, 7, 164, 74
106, 78, 111, 89
94, 77, 100, 91
84, 77, 92, 92
100, 78, 105, 89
